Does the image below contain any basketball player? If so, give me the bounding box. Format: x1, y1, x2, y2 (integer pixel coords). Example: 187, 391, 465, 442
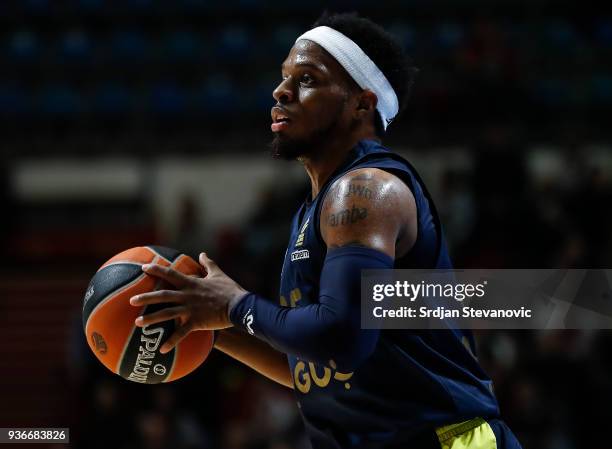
130, 12, 522, 449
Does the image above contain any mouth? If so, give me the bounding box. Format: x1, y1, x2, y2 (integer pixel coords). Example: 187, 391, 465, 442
271, 109, 292, 133
271, 121, 290, 133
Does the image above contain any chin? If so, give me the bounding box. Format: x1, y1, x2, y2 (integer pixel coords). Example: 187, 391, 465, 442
269, 133, 311, 160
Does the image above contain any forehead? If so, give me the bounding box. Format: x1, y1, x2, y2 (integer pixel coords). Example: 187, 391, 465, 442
282, 39, 343, 76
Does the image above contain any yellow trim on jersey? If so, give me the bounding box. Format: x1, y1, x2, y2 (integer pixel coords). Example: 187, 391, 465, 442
436, 417, 497, 449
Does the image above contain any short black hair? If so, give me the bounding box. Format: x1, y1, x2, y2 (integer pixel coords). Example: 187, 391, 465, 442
312, 11, 418, 137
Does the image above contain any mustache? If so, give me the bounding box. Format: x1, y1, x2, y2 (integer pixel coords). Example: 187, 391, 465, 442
271, 104, 292, 117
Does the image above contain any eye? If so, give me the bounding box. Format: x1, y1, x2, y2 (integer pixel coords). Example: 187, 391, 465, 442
300, 73, 314, 85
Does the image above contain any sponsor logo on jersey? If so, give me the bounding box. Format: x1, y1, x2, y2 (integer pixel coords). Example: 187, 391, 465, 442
291, 249, 310, 261
292, 359, 354, 394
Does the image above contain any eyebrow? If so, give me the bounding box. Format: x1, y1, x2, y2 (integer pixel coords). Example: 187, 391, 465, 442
281, 61, 327, 73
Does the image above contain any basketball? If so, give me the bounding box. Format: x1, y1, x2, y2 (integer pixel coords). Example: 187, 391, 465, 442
82, 246, 214, 384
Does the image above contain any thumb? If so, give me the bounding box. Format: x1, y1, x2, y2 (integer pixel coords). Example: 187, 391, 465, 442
199, 252, 219, 275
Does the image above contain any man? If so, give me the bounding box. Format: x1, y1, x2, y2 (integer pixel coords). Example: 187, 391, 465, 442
130, 12, 522, 449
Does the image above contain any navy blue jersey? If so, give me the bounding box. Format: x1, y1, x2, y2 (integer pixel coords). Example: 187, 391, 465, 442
279, 139, 500, 448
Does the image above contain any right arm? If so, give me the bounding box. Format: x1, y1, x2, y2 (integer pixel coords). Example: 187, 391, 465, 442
214, 327, 294, 389
228, 169, 412, 372
131, 169, 414, 375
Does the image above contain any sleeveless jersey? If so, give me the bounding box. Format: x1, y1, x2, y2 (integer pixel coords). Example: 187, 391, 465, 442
279, 139, 500, 449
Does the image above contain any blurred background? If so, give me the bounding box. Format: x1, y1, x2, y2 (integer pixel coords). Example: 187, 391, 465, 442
1, 0, 611, 448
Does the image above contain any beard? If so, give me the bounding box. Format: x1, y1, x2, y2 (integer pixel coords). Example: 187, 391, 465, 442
269, 113, 342, 161
269, 133, 313, 160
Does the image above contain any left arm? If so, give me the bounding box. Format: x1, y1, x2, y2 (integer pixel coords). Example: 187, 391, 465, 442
214, 327, 293, 388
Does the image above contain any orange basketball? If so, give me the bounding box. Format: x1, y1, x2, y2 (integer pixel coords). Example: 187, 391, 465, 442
82, 246, 214, 384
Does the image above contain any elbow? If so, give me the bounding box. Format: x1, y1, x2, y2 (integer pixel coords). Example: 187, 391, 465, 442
313, 319, 379, 372
334, 333, 379, 373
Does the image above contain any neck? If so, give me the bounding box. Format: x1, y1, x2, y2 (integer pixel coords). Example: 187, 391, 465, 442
301, 128, 379, 199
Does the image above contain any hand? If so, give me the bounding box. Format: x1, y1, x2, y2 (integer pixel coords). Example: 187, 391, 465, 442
129, 252, 249, 354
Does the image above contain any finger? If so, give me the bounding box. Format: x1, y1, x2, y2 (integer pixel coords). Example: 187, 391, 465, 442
159, 324, 192, 354
130, 290, 184, 306
199, 252, 219, 275
134, 306, 188, 328
142, 263, 191, 288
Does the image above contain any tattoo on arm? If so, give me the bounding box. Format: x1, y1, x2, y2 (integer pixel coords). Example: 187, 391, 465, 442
320, 168, 414, 257
327, 204, 368, 227
347, 173, 374, 182
344, 183, 373, 199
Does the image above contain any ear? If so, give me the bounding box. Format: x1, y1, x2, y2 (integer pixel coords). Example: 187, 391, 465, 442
355, 90, 378, 119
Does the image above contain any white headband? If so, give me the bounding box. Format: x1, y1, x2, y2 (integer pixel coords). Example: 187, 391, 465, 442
295, 26, 399, 130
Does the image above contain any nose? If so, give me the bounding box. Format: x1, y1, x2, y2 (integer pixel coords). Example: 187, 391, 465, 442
272, 77, 294, 104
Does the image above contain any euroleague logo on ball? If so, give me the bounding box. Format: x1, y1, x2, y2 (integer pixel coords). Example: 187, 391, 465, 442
91, 332, 107, 354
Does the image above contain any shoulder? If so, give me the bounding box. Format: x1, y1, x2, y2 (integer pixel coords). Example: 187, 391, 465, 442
320, 167, 417, 257
322, 167, 414, 210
